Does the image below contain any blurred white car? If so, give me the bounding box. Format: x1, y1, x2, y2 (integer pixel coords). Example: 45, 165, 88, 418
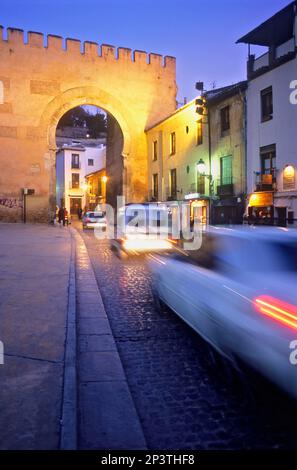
111, 203, 173, 258
82, 211, 107, 230
148, 226, 297, 398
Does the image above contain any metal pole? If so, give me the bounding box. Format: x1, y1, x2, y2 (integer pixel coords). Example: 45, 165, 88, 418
207, 102, 212, 224
23, 191, 26, 224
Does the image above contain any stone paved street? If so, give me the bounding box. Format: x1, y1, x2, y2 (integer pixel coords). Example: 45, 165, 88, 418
1, 222, 297, 450
79, 226, 297, 450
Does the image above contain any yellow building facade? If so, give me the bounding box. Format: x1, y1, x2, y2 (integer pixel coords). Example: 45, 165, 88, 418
85, 169, 107, 209
146, 82, 247, 224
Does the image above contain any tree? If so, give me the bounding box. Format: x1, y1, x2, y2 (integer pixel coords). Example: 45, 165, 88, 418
57, 106, 107, 137
86, 112, 107, 138
58, 107, 88, 129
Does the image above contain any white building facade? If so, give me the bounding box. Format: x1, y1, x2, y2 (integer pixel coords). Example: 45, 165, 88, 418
56, 143, 106, 214
238, 1, 297, 226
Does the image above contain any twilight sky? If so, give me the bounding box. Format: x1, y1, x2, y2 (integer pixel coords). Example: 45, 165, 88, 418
1, 0, 290, 101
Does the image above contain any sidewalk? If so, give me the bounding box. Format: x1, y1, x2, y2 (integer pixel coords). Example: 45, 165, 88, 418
0, 223, 72, 450
0, 222, 146, 450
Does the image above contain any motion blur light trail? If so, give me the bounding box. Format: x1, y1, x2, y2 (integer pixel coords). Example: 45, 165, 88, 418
255, 296, 297, 331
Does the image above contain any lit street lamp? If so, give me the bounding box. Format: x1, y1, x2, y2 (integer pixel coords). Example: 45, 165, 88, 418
196, 159, 213, 197
196, 158, 207, 175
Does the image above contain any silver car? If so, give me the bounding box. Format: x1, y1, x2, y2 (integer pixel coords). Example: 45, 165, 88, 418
82, 211, 107, 230
148, 226, 297, 398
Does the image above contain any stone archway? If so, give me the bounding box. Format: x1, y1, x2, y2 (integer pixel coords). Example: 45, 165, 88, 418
39, 86, 136, 216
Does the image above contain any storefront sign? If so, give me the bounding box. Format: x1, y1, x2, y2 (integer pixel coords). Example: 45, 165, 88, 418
249, 192, 273, 207
185, 193, 200, 200
283, 165, 295, 190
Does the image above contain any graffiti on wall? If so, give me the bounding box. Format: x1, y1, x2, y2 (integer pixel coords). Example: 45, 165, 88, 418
0, 197, 23, 209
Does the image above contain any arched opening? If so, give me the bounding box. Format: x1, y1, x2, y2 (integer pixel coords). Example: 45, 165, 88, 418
38, 86, 148, 222
54, 103, 124, 220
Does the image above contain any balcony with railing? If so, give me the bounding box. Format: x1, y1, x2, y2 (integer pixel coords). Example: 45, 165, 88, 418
254, 171, 277, 192
185, 183, 197, 195
248, 38, 295, 78
165, 186, 179, 201
148, 190, 158, 201
216, 177, 234, 196
69, 180, 81, 190
71, 161, 81, 169
253, 52, 269, 72
276, 38, 295, 59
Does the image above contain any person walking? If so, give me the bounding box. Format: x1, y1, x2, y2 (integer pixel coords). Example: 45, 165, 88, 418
58, 207, 64, 227
64, 208, 69, 226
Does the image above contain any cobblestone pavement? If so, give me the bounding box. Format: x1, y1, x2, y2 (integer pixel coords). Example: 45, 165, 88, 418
79, 228, 297, 450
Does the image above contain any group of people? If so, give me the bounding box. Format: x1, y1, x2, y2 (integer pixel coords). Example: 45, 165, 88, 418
57, 207, 69, 226
56, 206, 84, 226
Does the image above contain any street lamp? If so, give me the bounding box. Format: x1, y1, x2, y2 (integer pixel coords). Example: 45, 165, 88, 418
196, 159, 213, 195
102, 175, 108, 183
196, 159, 207, 175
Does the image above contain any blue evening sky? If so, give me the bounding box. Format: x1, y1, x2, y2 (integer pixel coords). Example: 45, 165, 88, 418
1, 0, 290, 101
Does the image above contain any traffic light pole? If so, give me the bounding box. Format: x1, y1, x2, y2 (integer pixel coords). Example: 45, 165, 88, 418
195, 83, 213, 223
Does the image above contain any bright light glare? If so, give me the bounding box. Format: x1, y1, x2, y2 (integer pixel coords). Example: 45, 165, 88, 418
123, 238, 172, 252
254, 295, 297, 331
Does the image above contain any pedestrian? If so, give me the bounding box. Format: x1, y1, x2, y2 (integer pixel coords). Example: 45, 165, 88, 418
58, 207, 64, 227
64, 208, 69, 226
77, 207, 83, 220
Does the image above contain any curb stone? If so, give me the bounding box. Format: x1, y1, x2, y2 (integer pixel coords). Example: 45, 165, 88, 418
60, 229, 78, 450
73, 228, 147, 450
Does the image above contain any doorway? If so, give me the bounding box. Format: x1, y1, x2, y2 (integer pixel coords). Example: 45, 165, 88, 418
70, 197, 82, 215
276, 207, 287, 227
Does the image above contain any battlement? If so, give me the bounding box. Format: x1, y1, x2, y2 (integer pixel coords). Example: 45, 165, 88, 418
0, 26, 176, 70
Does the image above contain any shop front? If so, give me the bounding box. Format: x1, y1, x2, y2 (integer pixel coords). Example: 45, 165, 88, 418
246, 191, 274, 225
184, 193, 210, 225
212, 197, 244, 225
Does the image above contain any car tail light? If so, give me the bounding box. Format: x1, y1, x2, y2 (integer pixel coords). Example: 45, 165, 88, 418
254, 295, 297, 331
85, 218, 91, 223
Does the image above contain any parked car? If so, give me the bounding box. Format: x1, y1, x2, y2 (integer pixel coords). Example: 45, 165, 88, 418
110, 203, 173, 259
148, 226, 297, 398
82, 211, 107, 230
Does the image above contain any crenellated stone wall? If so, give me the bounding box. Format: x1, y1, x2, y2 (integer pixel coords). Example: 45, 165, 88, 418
0, 26, 177, 221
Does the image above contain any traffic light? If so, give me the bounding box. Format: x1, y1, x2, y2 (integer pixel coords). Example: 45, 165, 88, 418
195, 81, 204, 91
195, 97, 206, 116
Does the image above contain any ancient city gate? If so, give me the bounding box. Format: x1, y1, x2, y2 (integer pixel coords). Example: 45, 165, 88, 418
0, 27, 176, 221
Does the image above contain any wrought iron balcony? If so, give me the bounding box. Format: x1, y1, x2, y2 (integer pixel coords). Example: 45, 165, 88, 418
254, 171, 277, 192
216, 177, 234, 196
69, 181, 81, 189
165, 186, 178, 201
148, 190, 158, 201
